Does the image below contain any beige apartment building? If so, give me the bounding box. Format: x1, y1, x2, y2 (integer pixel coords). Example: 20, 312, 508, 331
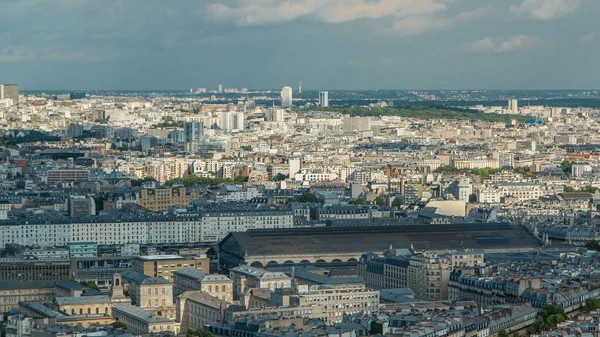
0, 281, 55, 313
121, 270, 176, 319
408, 250, 484, 301
229, 265, 291, 300
131, 255, 210, 281
173, 267, 233, 302
177, 291, 232, 333
139, 186, 200, 211
112, 304, 177, 335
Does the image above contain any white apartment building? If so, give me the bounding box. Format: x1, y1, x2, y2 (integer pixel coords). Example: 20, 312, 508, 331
200, 210, 294, 243
0, 210, 294, 248
497, 182, 563, 201
572, 164, 592, 177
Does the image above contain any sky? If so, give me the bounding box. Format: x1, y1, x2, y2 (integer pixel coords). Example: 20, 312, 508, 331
0, 0, 597, 90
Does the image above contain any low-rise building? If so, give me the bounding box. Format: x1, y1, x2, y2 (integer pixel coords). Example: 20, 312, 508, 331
172, 267, 233, 302
177, 291, 232, 333
229, 265, 292, 300
111, 304, 177, 335
131, 254, 210, 281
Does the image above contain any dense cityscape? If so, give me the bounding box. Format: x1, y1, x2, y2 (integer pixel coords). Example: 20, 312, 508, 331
1, 83, 600, 337
2, 0, 600, 336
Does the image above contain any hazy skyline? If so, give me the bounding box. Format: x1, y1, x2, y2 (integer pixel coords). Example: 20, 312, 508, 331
0, 0, 597, 90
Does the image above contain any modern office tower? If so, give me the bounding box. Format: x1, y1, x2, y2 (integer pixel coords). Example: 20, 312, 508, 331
319, 91, 329, 107
184, 121, 204, 143
67, 124, 84, 138
281, 86, 293, 108
184, 121, 204, 152
299, 80, 302, 94
508, 99, 518, 113
218, 84, 223, 93
69, 92, 86, 100
0, 84, 19, 106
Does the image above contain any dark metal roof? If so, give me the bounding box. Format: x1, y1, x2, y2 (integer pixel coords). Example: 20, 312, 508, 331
220, 223, 540, 257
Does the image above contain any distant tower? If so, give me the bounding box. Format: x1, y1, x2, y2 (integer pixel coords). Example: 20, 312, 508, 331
281, 86, 293, 108
508, 99, 518, 113
299, 81, 302, 94
319, 91, 329, 107
218, 84, 223, 93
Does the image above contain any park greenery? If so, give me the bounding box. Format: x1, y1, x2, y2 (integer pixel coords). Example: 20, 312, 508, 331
317, 106, 528, 123
0, 130, 61, 146
151, 116, 184, 128
111, 321, 128, 329
391, 197, 403, 208
295, 192, 322, 203
130, 177, 158, 187
165, 174, 246, 187
526, 304, 567, 335
585, 240, 600, 251
375, 196, 386, 206
564, 186, 599, 193
348, 198, 365, 205
186, 329, 214, 337
583, 298, 600, 313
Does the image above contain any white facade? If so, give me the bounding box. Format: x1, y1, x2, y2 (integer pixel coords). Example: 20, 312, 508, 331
281, 86, 293, 108
289, 158, 301, 178
0, 211, 294, 248
572, 164, 592, 177
319, 91, 329, 107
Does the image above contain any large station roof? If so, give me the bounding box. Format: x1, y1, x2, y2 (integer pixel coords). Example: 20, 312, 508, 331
220, 223, 540, 257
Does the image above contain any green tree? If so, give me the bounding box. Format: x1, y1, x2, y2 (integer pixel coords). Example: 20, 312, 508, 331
498, 329, 509, 337
79, 280, 100, 291
111, 321, 128, 329
563, 186, 576, 192
434, 165, 460, 173
297, 193, 321, 203
130, 177, 157, 187
186, 329, 214, 337
391, 197, 403, 208
559, 160, 573, 175
348, 199, 365, 205
585, 240, 600, 251
272, 173, 288, 181
468, 193, 478, 203
583, 298, 600, 313
375, 196, 385, 206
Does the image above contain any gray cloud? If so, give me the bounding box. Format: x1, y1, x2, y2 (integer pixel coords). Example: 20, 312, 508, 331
466, 35, 543, 53
510, 0, 580, 20
0, 0, 597, 90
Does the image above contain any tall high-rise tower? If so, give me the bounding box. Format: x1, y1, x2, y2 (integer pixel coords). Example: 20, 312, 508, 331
281, 86, 293, 108
218, 84, 223, 93
184, 121, 204, 152
299, 81, 302, 94
508, 99, 518, 113
0, 84, 19, 106
319, 91, 329, 107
